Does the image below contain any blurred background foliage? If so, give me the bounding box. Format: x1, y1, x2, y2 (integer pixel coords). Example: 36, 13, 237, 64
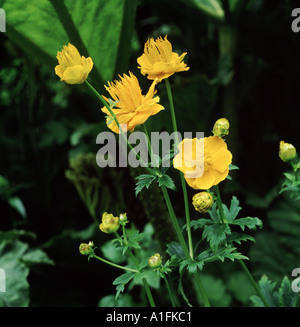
1, 0, 300, 307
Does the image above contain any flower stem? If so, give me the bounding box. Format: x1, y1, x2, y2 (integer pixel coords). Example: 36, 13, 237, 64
193, 273, 211, 307
165, 78, 194, 260
238, 260, 269, 307
163, 275, 176, 307
161, 184, 190, 259
114, 231, 156, 307
91, 254, 138, 273
214, 184, 270, 307
213, 185, 225, 224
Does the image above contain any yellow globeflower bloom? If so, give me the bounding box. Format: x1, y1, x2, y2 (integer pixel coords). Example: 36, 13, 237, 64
102, 72, 164, 134
279, 141, 297, 162
173, 136, 232, 190
137, 36, 190, 82
55, 43, 93, 84
99, 212, 120, 234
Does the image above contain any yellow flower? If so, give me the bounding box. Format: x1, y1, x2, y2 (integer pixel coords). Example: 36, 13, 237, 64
55, 43, 93, 84
192, 192, 214, 213
99, 212, 120, 234
173, 136, 232, 190
148, 253, 162, 268
213, 118, 230, 138
101, 72, 164, 134
279, 141, 297, 162
137, 36, 189, 82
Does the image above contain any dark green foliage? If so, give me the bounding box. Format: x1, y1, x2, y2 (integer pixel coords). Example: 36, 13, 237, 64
1, 0, 300, 307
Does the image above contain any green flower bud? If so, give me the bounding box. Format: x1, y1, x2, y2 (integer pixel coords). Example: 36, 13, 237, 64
148, 253, 162, 268
213, 118, 230, 138
79, 241, 94, 255
192, 192, 214, 213
119, 213, 128, 223
99, 212, 120, 234
279, 141, 297, 162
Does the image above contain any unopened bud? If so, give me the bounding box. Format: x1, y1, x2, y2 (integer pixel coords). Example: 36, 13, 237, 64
213, 118, 230, 138
148, 253, 162, 268
192, 192, 214, 213
79, 241, 94, 255
279, 141, 296, 162
99, 212, 120, 233
119, 213, 128, 223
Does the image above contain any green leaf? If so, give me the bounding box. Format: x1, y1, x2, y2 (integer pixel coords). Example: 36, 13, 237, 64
135, 174, 156, 196
279, 276, 298, 307
157, 174, 176, 191
0, 0, 137, 88
112, 272, 135, 300
203, 223, 231, 251
250, 275, 279, 307
166, 242, 185, 259
188, 0, 225, 20
190, 219, 211, 230
21, 249, 55, 267
225, 196, 242, 222
230, 217, 263, 231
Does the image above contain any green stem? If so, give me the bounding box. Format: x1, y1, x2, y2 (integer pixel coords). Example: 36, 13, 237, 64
213, 185, 225, 224
238, 260, 269, 307
163, 275, 176, 307
142, 279, 156, 308
114, 231, 156, 307
214, 185, 270, 307
92, 254, 138, 273
161, 185, 190, 259
85, 80, 154, 175
165, 78, 193, 260
193, 273, 211, 307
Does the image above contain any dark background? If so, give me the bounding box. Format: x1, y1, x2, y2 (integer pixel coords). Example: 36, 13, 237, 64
1, 0, 300, 307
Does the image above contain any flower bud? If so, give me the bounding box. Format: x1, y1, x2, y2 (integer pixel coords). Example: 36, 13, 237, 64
213, 118, 230, 138
79, 241, 94, 255
99, 212, 120, 234
119, 213, 128, 223
148, 253, 162, 268
192, 192, 214, 213
279, 141, 297, 162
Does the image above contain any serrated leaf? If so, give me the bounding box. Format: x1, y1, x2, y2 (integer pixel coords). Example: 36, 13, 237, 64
279, 276, 298, 307
157, 174, 176, 191
227, 196, 242, 222
135, 174, 156, 196
203, 223, 231, 251
166, 242, 185, 259
190, 219, 211, 230
226, 232, 255, 245
113, 272, 135, 300
230, 217, 263, 231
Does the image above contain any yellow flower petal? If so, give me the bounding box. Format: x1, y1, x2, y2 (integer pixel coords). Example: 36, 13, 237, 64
102, 72, 164, 134
173, 136, 232, 190
55, 43, 93, 84
137, 36, 189, 82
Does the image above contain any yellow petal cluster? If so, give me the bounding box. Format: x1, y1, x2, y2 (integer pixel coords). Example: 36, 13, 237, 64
279, 141, 297, 162
137, 36, 189, 82
99, 212, 120, 234
102, 72, 164, 134
55, 43, 93, 84
192, 192, 214, 213
173, 136, 232, 190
